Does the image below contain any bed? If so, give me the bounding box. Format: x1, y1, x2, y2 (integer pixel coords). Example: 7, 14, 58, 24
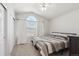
31, 32, 76, 56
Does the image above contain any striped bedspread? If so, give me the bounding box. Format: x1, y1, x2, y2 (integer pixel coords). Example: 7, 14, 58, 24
32, 36, 69, 56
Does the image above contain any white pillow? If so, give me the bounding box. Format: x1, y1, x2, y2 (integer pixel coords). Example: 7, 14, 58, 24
56, 34, 68, 37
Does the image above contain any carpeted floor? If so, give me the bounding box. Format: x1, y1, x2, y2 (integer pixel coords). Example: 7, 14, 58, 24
11, 43, 41, 56
11, 43, 69, 56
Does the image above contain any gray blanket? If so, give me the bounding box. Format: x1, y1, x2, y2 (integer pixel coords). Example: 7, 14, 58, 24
32, 36, 69, 56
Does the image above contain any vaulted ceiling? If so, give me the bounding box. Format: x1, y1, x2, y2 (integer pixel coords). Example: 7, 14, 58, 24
9, 3, 79, 19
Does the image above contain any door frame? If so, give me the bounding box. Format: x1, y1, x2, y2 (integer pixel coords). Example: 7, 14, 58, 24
0, 3, 7, 56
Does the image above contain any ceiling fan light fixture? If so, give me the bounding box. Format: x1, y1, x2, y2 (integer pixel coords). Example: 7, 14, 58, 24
40, 3, 48, 12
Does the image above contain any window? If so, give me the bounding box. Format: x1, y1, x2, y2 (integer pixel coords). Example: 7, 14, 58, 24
26, 16, 37, 36
26, 16, 44, 36
26, 16, 37, 29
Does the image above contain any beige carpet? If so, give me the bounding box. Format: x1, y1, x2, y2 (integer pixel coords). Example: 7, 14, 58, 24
11, 43, 41, 56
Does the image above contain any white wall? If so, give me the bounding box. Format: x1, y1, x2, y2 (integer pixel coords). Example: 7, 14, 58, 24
49, 9, 79, 35
15, 12, 49, 44
3, 3, 15, 55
